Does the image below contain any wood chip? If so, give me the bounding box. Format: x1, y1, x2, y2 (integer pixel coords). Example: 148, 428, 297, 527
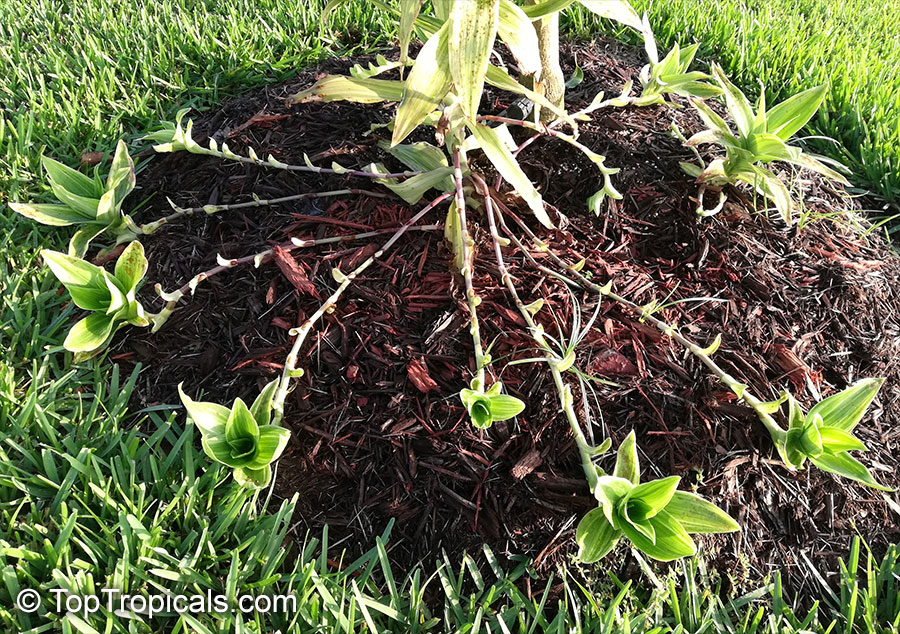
272, 246, 320, 298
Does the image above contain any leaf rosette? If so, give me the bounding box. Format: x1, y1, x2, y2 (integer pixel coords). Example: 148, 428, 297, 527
576, 432, 739, 562
459, 380, 525, 429
10, 140, 138, 256
772, 379, 890, 490
685, 64, 850, 223
41, 241, 149, 358
179, 381, 291, 489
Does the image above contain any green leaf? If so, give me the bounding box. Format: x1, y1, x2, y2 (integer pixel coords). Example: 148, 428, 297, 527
469, 400, 492, 429
68, 223, 108, 259
593, 475, 633, 524
738, 166, 793, 224
785, 152, 850, 185
498, 0, 541, 77
521, 0, 575, 19
577, 0, 642, 30
711, 64, 755, 137
449, 0, 500, 117
664, 491, 740, 534
809, 452, 892, 491
749, 133, 793, 162
381, 141, 450, 172
246, 426, 291, 469
42, 249, 106, 292
379, 167, 455, 204
178, 384, 230, 436
226, 398, 260, 446
619, 509, 697, 561
612, 431, 640, 485
690, 97, 731, 136
8, 202, 90, 226
66, 283, 112, 312
765, 85, 827, 141
103, 275, 128, 315
106, 140, 136, 205
49, 184, 101, 219
290, 75, 405, 104
234, 466, 272, 489
467, 122, 553, 228
784, 428, 808, 468
807, 378, 884, 432
114, 241, 147, 293
800, 421, 824, 457
445, 200, 465, 271
392, 21, 452, 146
627, 476, 680, 516
42, 156, 101, 199
819, 427, 867, 453
576, 508, 622, 563
487, 394, 525, 421
64, 312, 117, 353
250, 380, 280, 427
666, 79, 722, 99
432, 0, 454, 19
398, 0, 425, 65
202, 435, 250, 468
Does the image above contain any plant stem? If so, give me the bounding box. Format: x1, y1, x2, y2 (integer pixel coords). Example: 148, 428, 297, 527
270, 191, 453, 426
149, 225, 441, 332
453, 148, 487, 388
476, 175, 599, 490
190, 142, 418, 180
495, 199, 787, 441
140, 189, 392, 234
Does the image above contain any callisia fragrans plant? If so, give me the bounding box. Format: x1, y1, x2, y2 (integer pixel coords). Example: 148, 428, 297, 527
7, 0, 893, 566
179, 382, 290, 489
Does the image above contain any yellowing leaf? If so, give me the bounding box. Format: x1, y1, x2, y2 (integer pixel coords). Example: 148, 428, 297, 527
449, 0, 500, 117
392, 21, 452, 146
467, 122, 553, 228
289, 75, 405, 105
399, 0, 425, 65
498, 0, 541, 77
486, 64, 576, 128
576, 0, 642, 30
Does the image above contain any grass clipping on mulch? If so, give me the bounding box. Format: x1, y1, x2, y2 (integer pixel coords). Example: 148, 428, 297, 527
111, 40, 900, 586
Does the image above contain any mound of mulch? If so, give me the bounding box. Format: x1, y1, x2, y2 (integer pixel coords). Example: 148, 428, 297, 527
108, 40, 900, 593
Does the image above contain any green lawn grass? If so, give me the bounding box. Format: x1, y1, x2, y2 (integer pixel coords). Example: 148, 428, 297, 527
2, 0, 900, 631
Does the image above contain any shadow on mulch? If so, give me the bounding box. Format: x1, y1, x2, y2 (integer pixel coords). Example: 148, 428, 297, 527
108, 39, 900, 595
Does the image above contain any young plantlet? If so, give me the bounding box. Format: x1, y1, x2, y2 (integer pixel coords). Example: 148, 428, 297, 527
683, 65, 850, 224
577, 431, 739, 562
773, 379, 890, 490
41, 241, 150, 359
629, 16, 722, 106
179, 382, 290, 489
9, 141, 140, 256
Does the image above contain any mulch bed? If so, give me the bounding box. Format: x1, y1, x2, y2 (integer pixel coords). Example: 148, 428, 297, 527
107, 39, 900, 594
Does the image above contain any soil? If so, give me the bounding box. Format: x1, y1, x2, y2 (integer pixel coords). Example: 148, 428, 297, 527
105, 39, 900, 595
